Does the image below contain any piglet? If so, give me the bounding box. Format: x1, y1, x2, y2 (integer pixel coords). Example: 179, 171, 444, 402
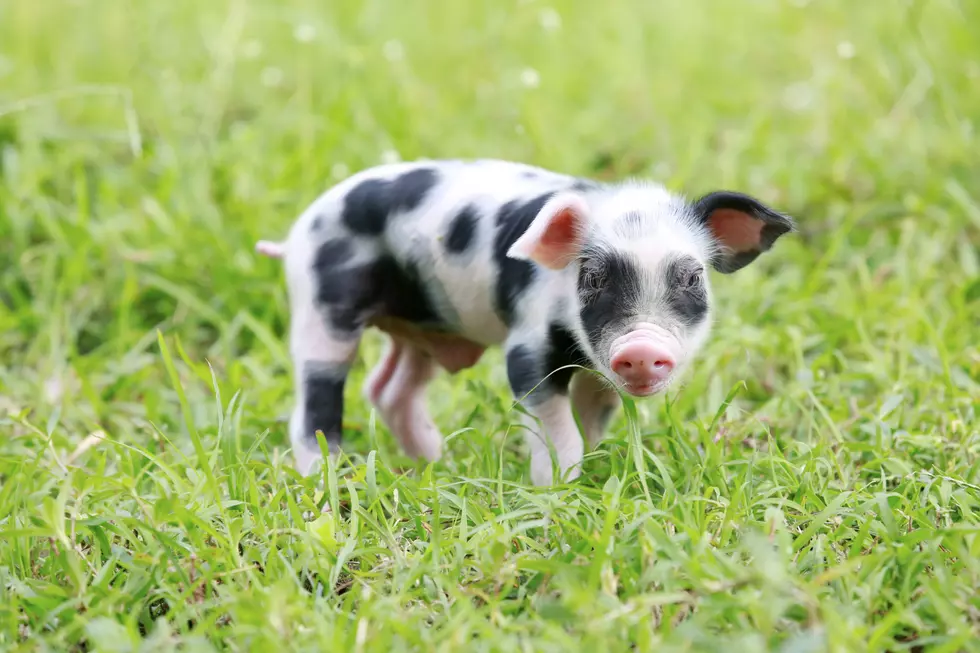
257, 159, 794, 485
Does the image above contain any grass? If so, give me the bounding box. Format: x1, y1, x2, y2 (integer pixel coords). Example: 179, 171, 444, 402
1, 0, 980, 650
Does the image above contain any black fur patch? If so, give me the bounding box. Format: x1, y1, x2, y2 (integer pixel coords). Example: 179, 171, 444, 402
303, 364, 348, 449
578, 252, 643, 353
505, 325, 588, 404
372, 255, 446, 328
341, 168, 440, 236
312, 234, 447, 332
312, 238, 373, 332
544, 323, 589, 393
322, 274, 376, 333
492, 193, 555, 325
444, 205, 479, 254
340, 178, 389, 236
310, 215, 323, 232
663, 256, 709, 326
312, 239, 355, 300
322, 257, 447, 333
506, 344, 540, 400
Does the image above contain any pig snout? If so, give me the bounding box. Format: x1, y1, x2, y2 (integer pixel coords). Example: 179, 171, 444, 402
609, 328, 676, 395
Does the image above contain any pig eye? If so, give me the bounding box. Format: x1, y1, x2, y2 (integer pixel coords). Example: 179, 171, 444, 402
584, 270, 606, 292
683, 269, 702, 289
578, 264, 607, 296
668, 257, 704, 293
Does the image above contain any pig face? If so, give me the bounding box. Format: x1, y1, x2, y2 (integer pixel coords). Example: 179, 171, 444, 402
508, 184, 794, 396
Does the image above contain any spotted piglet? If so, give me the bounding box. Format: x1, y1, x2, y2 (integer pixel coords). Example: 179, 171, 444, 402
257, 159, 794, 485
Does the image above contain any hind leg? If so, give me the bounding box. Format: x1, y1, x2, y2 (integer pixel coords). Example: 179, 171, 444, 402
288, 298, 362, 475
363, 337, 403, 406
365, 342, 443, 461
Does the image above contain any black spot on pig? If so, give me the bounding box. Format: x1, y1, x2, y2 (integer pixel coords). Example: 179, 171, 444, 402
390, 167, 440, 211
325, 308, 359, 333
303, 363, 348, 449
578, 251, 643, 353
313, 240, 369, 327
372, 255, 447, 329
310, 216, 323, 232
506, 344, 540, 401
314, 240, 449, 334
445, 206, 479, 254
664, 255, 709, 326
341, 179, 389, 236
313, 239, 375, 332
341, 168, 440, 236
544, 323, 589, 393
313, 240, 361, 311
493, 192, 556, 325
317, 268, 375, 333
506, 325, 589, 403
313, 239, 354, 275
520, 170, 539, 179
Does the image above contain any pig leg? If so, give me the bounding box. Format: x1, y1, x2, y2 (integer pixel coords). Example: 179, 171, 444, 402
505, 340, 584, 486
287, 299, 362, 475
373, 344, 443, 461
520, 394, 583, 486
570, 371, 620, 448
363, 337, 403, 405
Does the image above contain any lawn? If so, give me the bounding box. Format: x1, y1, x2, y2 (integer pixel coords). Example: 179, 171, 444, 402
2, 0, 980, 650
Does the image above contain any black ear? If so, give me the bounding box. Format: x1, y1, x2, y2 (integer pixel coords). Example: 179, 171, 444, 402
691, 191, 796, 274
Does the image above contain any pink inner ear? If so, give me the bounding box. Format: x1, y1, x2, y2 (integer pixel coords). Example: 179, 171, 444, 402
542, 208, 577, 249
707, 208, 765, 253
530, 206, 584, 269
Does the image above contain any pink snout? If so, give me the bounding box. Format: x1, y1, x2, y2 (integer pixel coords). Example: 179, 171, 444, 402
610, 339, 675, 395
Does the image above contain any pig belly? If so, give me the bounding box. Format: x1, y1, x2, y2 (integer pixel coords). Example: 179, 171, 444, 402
369, 317, 486, 374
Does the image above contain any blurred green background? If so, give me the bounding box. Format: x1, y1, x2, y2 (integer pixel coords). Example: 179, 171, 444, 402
2, 0, 979, 651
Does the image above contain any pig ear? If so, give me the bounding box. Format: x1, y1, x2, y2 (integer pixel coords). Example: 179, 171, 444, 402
691, 191, 796, 274
507, 193, 591, 270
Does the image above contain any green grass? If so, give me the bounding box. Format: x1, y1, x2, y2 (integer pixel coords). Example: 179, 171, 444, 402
2, 0, 980, 650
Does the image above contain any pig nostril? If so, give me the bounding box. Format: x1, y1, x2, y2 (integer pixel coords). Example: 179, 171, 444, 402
653, 359, 670, 369
619, 361, 633, 370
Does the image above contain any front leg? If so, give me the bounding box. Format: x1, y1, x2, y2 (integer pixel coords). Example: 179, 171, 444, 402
521, 394, 583, 486
570, 371, 620, 449
505, 340, 584, 486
